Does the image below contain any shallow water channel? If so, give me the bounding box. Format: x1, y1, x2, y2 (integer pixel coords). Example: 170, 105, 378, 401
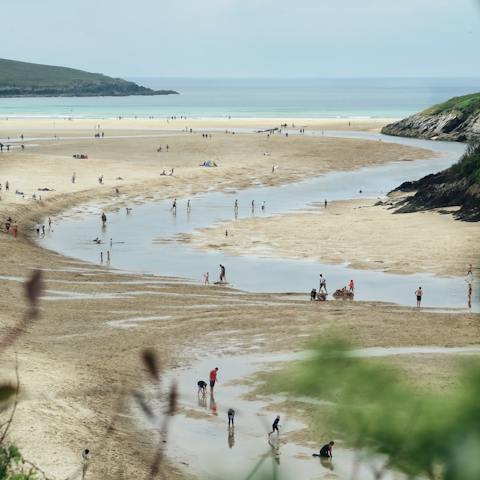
42, 131, 478, 311
138, 345, 480, 480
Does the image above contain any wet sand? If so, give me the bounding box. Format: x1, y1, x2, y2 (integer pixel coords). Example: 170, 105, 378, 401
182, 198, 479, 277
0, 119, 477, 480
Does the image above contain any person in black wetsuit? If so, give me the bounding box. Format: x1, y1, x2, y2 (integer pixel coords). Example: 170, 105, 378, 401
315, 441, 335, 459
269, 415, 280, 436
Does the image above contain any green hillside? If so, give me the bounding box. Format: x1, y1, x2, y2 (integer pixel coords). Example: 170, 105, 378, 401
0, 58, 178, 97
422, 92, 480, 116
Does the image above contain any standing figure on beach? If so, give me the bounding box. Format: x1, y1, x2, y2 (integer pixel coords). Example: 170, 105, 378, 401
72, 172, 76, 184
228, 408, 235, 427
187, 199, 191, 212
269, 415, 280, 436
100, 252, 103, 263
348, 279, 354, 293
319, 274, 327, 294
261, 201, 266, 212
107, 251, 111, 263
101, 212, 107, 225
219, 264, 226, 282
204, 272, 209, 285
48, 217, 52, 229
5, 181, 9, 192
415, 286, 423, 307
98, 175, 103, 184
234, 199, 238, 212
251, 200, 255, 213
172, 198, 177, 213
209, 367, 218, 393
324, 199, 328, 208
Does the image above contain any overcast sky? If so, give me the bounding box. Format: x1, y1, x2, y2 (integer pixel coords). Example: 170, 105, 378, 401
2, 0, 480, 78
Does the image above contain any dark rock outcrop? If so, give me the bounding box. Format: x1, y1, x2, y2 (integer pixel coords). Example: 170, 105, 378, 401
382, 111, 480, 142
391, 144, 480, 222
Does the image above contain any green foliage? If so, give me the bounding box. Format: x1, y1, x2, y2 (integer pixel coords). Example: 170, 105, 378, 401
423, 92, 480, 117
450, 142, 480, 184
0, 444, 44, 480
274, 338, 480, 480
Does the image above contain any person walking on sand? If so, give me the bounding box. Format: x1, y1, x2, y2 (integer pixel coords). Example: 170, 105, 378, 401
234, 199, 238, 211
209, 367, 218, 393
100, 252, 103, 264
324, 199, 328, 208
269, 415, 280, 436
319, 274, 327, 294
261, 201, 266, 212
48, 217, 52, 229
348, 279, 354, 293
72, 172, 76, 184
171, 198, 177, 213
415, 286, 423, 307
101, 212, 107, 225
251, 200, 255, 213
187, 199, 191, 212
204, 272, 210, 285
228, 408, 235, 427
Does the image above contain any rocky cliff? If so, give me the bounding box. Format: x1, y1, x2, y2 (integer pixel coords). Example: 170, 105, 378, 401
391, 143, 480, 221
382, 93, 480, 142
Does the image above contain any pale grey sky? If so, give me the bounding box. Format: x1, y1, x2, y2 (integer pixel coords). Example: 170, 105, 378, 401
2, 0, 480, 77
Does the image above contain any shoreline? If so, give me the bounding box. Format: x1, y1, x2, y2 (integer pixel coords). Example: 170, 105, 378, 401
0, 119, 477, 480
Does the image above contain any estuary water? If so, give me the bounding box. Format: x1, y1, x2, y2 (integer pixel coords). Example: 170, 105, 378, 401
41, 131, 478, 312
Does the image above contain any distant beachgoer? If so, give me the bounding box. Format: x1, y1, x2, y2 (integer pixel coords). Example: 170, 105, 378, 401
101, 212, 107, 225
209, 367, 219, 392
219, 264, 226, 282
228, 408, 235, 427
107, 251, 111, 263
126, 207, 132, 214
48, 217, 52, 229
98, 175, 103, 184
415, 287, 423, 307
348, 279, 354, 293
172, 198, 177, 212
324, 199, 327, 208
225, 229, 228, 237
110, 238, 113, 247
261, 201, 265, 212
234, 199, 238, 211
187, 199, 191, 211
319, 274, 327, 294
72, 172, 76, 184
115, 187, 120, 195
12, 223, 18, 237
100, 252, 103, 263
42, 225, 45, 236
269, 415, 280, 436
5, 181, 9, 192
310, 288, 317, 301
204, 272, 210, 285
467, 264, 473, 275
251, 200, 255, 212
197, 380, 207, 395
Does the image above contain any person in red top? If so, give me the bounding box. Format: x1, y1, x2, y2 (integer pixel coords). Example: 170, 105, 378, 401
348, 279, 354, 293
209, 367, 219, 392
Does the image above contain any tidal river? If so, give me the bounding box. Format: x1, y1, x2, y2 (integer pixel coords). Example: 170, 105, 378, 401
41, 131, 477, 312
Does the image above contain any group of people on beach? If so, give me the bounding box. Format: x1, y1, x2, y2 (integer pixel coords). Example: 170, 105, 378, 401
196, 366, 335, 462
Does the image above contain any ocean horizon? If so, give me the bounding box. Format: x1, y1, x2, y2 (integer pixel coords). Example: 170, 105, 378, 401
0, 76, 479, 120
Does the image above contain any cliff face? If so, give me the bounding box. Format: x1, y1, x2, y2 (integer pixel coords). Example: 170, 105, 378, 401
391, 144, 480, 222
382, 93, 480, 142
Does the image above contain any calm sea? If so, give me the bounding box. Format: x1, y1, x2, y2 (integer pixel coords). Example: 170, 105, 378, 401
0, 77, 479, 119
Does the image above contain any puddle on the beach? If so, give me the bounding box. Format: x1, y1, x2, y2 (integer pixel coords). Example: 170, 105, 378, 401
41, 132, 478, 311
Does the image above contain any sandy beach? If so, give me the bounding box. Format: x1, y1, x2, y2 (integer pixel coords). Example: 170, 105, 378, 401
181, 197, 478, 277
0, 118, 478, 480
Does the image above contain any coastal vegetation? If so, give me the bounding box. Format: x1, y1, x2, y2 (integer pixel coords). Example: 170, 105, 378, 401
393, 142, 480, 221
382, 93, 480, 142
264, 338, 480, 480
0, 59, 178, 97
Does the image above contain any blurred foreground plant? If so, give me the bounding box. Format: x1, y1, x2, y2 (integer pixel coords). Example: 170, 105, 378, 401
272, 338, 480, 480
